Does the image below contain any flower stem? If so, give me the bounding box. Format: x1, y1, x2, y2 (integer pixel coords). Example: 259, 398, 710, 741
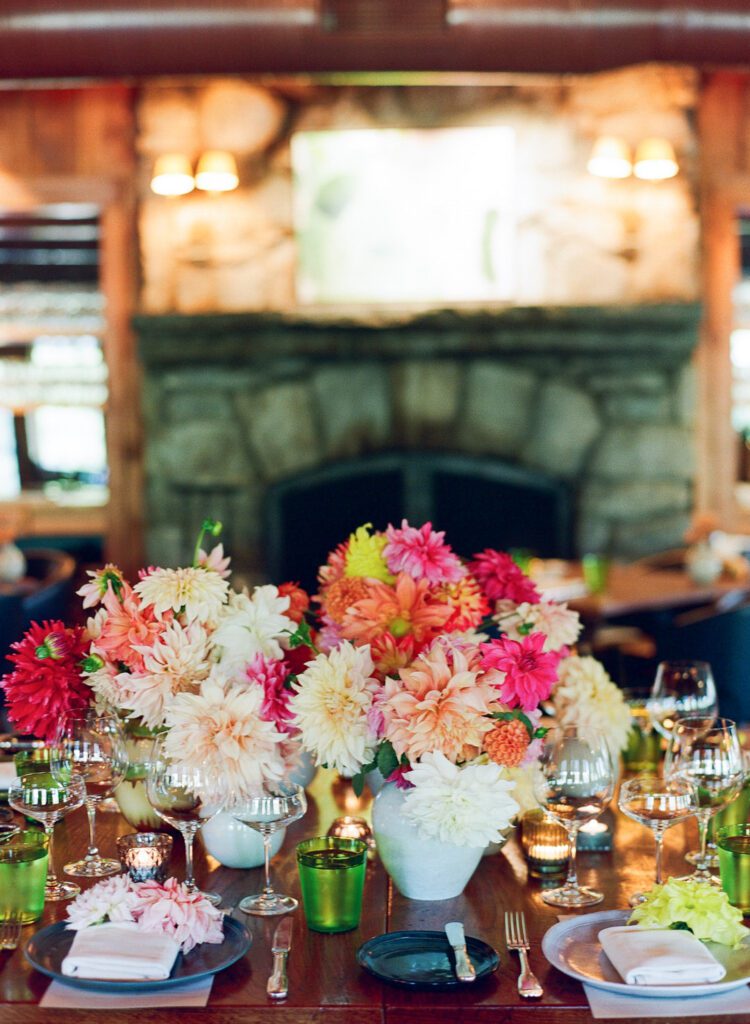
192, 518, 222, 567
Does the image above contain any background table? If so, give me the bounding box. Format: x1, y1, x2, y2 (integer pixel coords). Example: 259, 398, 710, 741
0, 770, 728, 1024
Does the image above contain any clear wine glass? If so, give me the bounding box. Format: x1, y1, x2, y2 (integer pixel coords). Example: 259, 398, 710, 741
535, 725, 615, 908
146, 736, 225, 905
666, 717, 745, 883
232, 781, 307, 916
8, 771, 86, 901
648, 660, 718, 742
53, 712, 128, 877
618, 773, 696, 905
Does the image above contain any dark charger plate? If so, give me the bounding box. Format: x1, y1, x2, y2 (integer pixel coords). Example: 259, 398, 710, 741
25, 916, 251, 992
357, 930, 499, 989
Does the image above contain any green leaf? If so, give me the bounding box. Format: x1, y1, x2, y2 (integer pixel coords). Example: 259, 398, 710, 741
287, 620, 314, 649
487, 709, 534, 738
376, 740, 399, 780
352, 772, 366, 797
283, 673, 298, 691
517, 622, 534, 636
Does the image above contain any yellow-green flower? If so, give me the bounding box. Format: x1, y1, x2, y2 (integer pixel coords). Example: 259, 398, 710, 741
629, 877, 750, 948
344, 524, 394, 584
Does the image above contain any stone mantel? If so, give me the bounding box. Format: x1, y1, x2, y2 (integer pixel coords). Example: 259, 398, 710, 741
135, 302, 702, 575
136, 304, 701, 367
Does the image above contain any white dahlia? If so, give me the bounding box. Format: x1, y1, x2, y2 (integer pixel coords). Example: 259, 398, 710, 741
212, 585, 296, 673
553, 654, 631, 760
289, 642, 379, 776
134, 565, 229, 624
163, 676, 287, 802
402, 752, 519, 847
499, 600, 582, 653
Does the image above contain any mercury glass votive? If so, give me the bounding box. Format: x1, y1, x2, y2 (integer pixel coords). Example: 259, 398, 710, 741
521, 809, 570, 877
116, 832, 173, 882
327, 816, 376, 852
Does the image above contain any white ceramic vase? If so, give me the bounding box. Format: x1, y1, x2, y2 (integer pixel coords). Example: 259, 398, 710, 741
289, 747, 317, 789
371, 782, 484, 901
201, 810, 286, 869
365, 767, 386, 797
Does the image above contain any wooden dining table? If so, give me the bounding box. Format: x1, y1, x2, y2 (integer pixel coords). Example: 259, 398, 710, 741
0, 769, 736, 1024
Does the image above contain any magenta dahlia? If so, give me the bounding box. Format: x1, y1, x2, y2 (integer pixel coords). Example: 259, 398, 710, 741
468, 549, 541, 604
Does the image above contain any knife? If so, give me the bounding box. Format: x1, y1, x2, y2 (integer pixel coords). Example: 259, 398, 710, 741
267, 916, 293, 999
445, 922, 476, 983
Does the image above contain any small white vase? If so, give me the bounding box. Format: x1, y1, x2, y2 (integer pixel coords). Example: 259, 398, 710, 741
365, 768, 386, 797
201, 811, 286, 869
685, 541, 722, 585
289, 748, 317, 789
371, 782, 484, 901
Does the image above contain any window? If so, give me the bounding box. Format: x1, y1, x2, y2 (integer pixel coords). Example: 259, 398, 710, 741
292, 126, 516, 305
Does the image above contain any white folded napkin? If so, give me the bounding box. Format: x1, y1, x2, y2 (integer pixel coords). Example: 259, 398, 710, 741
599, 926, 726, 986
62, 923, 180, 981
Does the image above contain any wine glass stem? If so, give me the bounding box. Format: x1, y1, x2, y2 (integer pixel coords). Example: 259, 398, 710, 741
565, 824, 580, 892
44, 822, 58, 885
84, 798, 99, 859
698, 809, 711, 865
653, 825, 665, 885
262, 828, 274, 896
183, 828, 196, 892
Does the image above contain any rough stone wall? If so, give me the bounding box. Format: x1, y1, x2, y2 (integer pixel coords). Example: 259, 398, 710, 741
137, 66, 699, 315
139, 309, 698, 579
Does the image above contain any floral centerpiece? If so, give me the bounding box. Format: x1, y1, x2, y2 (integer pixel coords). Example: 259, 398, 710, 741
1, 520, 314, 831
287, 520, 585, 899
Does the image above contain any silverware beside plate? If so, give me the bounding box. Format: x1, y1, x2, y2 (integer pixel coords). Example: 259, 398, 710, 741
444, 921, 476, 982
267, 916, 293, 1000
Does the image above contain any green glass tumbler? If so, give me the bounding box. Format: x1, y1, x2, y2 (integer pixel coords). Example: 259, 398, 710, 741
582, 553, 611, 595
0, 830, 49, 924
14, 748, 51, 778
297, 836, 367, 933
717, 824, 750, 915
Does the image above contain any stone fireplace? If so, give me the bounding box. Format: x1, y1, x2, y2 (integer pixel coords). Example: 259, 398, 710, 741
137, 303, 699, 582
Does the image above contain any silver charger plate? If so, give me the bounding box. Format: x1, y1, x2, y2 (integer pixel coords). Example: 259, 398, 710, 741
542, 909, 750, 999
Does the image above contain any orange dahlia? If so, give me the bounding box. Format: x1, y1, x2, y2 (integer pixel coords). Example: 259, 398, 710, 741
340, 573, 452, 647
438, 574, 490, 632
483, 718, 531, 767
322, 576, 372, 624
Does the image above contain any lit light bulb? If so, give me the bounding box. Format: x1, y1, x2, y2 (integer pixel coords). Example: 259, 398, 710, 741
587, 136, 632, 180
150, 154, 195, 196
633, 138, 679, 181
195, 151, 239, 193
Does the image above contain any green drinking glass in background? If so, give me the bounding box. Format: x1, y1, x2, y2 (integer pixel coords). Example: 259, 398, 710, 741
14, 748, 51, 779
582, 553, 611, 595
297, 837, 367, 933
717, 824, 750, 915
0, 830, 49, 924
621, 689, 663, 773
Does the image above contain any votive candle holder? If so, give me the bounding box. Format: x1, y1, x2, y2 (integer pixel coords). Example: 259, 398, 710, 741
116, 832, 173, 882
521, 809, 570, 877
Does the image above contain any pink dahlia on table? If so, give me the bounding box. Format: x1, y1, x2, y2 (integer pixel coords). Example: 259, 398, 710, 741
2, 620, 92, 740
383, 520, 465, 585
480, 632, 560, 711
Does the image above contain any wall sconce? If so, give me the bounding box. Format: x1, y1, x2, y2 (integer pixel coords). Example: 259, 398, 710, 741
150, 151, 239, 196
587, 136, 678, 182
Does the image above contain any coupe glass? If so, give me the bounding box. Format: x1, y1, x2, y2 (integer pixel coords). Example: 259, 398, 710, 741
535, 725, 615, 908
233, 781, 307, 916
618, 773, 696, 905
666, 717, 745, 883
8, 771, 86, 901
647, 660, 718, 742
146, 737, 225, 905
53, 712, 128, 877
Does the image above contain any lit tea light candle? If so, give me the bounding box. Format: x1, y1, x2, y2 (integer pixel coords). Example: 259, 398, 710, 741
577, 818, 612, 852
521, 809, 570, 877
327, 816, 375, 851
116, 832, 173, 882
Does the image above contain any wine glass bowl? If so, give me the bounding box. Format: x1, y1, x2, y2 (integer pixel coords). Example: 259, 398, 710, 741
648, 660, 718, 742
8, 771, 86, 901
618, 773, 696, 904
232, 782, 307, 916
667, 717, 744, 883
146, 738, 224, 905
53, 713, 128, 877
535, 727, 615, 908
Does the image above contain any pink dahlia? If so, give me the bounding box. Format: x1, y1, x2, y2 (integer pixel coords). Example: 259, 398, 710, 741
383, 520, 465, 585
480, 632, 560, 710
2, 620, 93, 740
93, 584, 170, 673
132, 877, 224, 954
247, 653, 295, 733
468, 549, 541, 604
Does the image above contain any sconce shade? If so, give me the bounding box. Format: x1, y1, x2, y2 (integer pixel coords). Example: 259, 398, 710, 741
150, 153, 195, 196
195, 150, 239, 192
587, 136, 632, 179
633, 137, 678, 180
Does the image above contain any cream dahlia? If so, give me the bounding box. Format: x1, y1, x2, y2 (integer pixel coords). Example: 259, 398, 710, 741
499, 600, 582, 653
212, 585, 297, 672
553, 654, 631, 760
289, 642, 379, 776
163, 675, 287, 801
402, 752, 520, 847
134, 565, 229, 623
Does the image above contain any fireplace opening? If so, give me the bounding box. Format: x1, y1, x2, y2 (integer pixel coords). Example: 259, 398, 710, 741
263, 451, 573, 592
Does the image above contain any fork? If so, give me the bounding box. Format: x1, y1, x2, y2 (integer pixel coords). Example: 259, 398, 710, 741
504, 911, 543, 998
0, 920, 22, 951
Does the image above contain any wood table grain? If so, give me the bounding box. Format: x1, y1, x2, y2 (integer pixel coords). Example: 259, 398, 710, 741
0, 770, 733, 1023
